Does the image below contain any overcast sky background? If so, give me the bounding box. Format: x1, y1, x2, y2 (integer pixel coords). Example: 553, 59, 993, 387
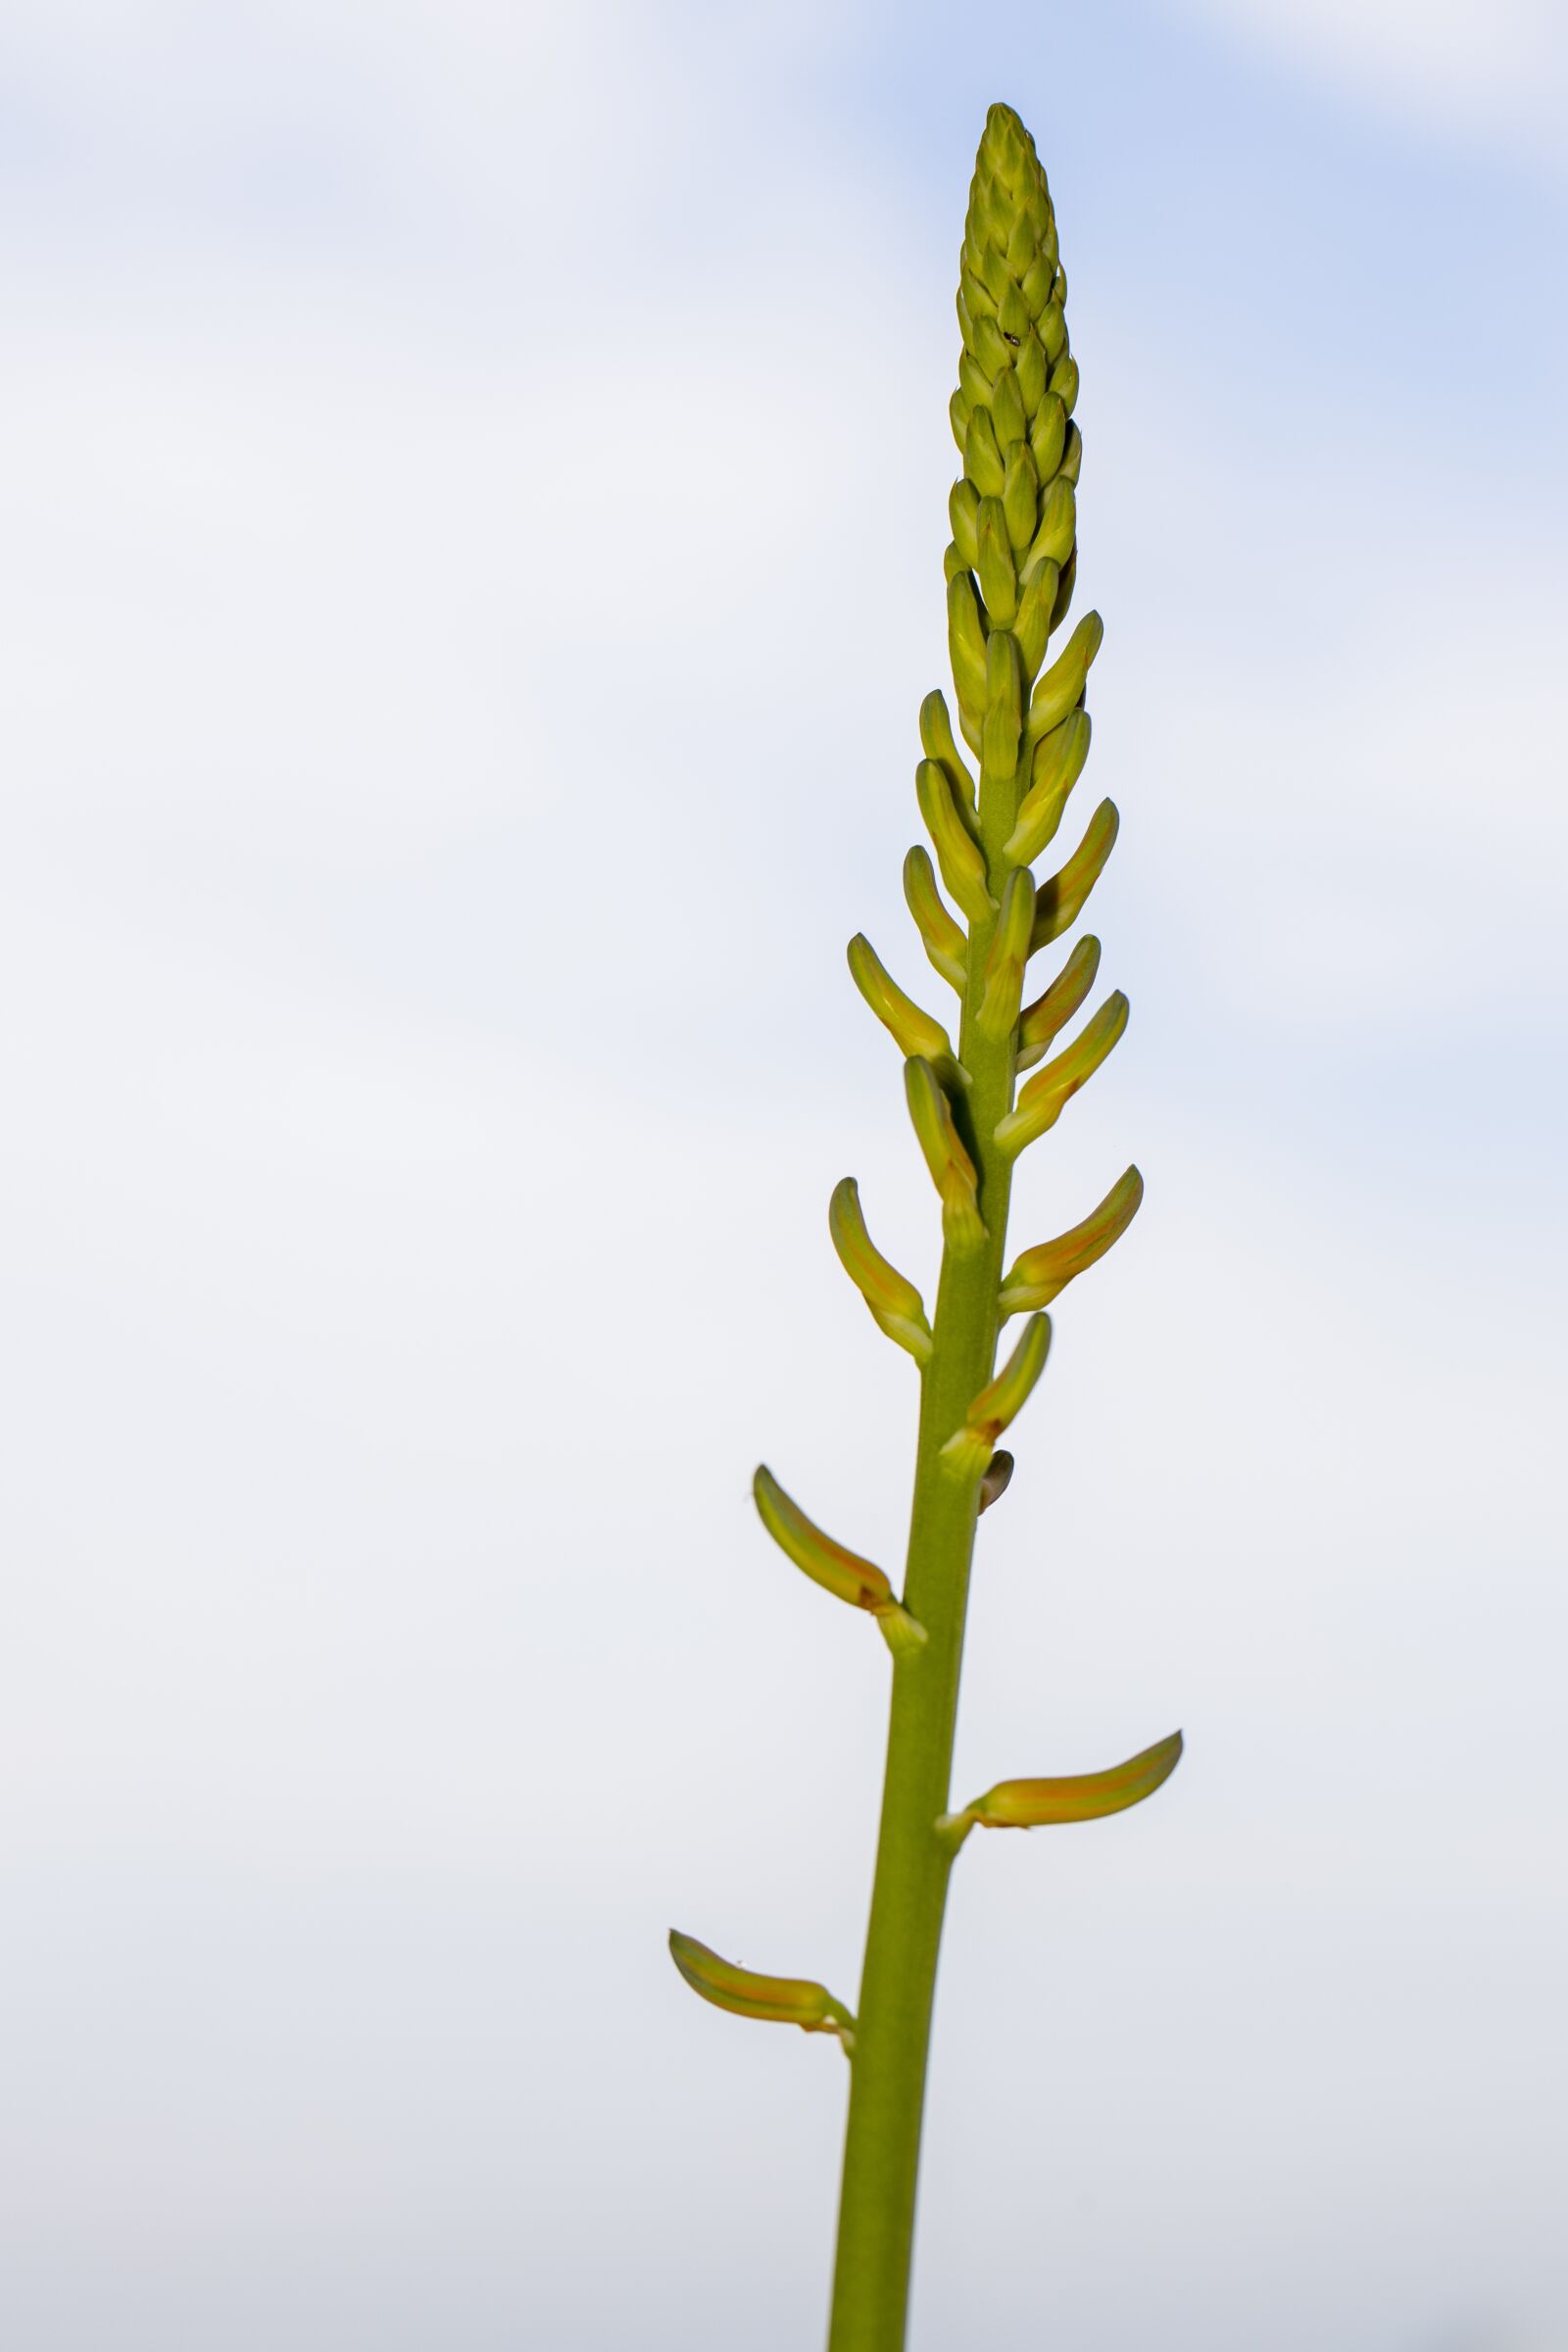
2, 3, 1565, 2348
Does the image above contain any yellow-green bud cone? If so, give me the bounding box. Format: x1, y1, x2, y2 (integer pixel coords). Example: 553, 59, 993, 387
952, 105, 1080, 692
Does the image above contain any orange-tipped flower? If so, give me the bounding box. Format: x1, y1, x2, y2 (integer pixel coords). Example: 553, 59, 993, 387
938, 1732, 1184, 1850
754, 1465, 926, 1652
903, 845, 968, 996
829, 1177, 933, 1365
994, 993, 1128, 1159
1016, 933, 1101, 1070
999, 1166, 1144, 1317
1030, 798, 1119, 948
668, 1931, 856, 2044
847, 934, 956, 1068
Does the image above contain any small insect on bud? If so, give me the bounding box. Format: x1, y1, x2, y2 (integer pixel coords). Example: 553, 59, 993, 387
936, 1732, 1183, 1853
1030, 799, 1119, 950
1016, 934, 1101, 1071
995, 994, 1130, 1159
1004, 710, 1092, 868
829, 1177, 934, 1367
846, 935, 959, 1072
977, 1450, 1014, 1513
976, 867, 1036, 1042
905, 1055, 987, 1252
916, 760, 994, 927
1024, 612, 1103, 747
667, 1931, 857, 2047
940, 1312, 1052, 1481
903, 846, 968, 996
999, 1167, 1144, 1318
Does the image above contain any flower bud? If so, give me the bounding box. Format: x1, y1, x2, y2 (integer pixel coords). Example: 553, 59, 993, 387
1024, 612, 1103, 747
847, 934, 956, 1068
1000, 1167, 1144, 1317
1016, 934, 1101, 1071
903, 846, 968, 994
937, 1733, 1183, 1851
976, 497, 1018, 626
940, 1311, 1052, 1479
976, 866, 1035, 1040
918, 688, 978, 813
905, 1055, 987, 1251
916, 760, 994, 926
1025, 474, 1076, 573
995, 994, 1129, 1159
1004, 710, 1093, 867
668, 1931, 856, 2043
754, 1464, 893, 1613
829, 1177, 934, 1366
981, 626, 1023, 783
1029, 799, 1119, 950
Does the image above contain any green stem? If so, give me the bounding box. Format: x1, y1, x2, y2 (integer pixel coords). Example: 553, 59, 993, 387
827, 815, 1018, 2351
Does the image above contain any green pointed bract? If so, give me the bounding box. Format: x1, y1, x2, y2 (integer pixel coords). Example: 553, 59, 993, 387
938, 1733, 1184, 1851
668, 1931, 856, 2042
829, 1176, 934, 1366
905, 1054, 986, 1250
940, 1311, 1052, 1479
1016, 933, 1102, 1071
999, 1166, 1145, 1318
995, 992, 1130, 1158
903, 845, 968, 994
1030, 798, 1119, 950
977, 1448, 1014, 1513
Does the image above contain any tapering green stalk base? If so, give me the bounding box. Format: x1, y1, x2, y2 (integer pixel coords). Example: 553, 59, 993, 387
828, 855, 1017, 2350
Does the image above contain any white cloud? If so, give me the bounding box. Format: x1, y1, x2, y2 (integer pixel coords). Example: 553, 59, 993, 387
1170, 0, 1568, 149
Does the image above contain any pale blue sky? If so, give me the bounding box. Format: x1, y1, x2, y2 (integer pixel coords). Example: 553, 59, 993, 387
1, 6, 1565, 2350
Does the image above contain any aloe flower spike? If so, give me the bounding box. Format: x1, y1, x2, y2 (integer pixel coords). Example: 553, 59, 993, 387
678, 102, 1177, 2352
